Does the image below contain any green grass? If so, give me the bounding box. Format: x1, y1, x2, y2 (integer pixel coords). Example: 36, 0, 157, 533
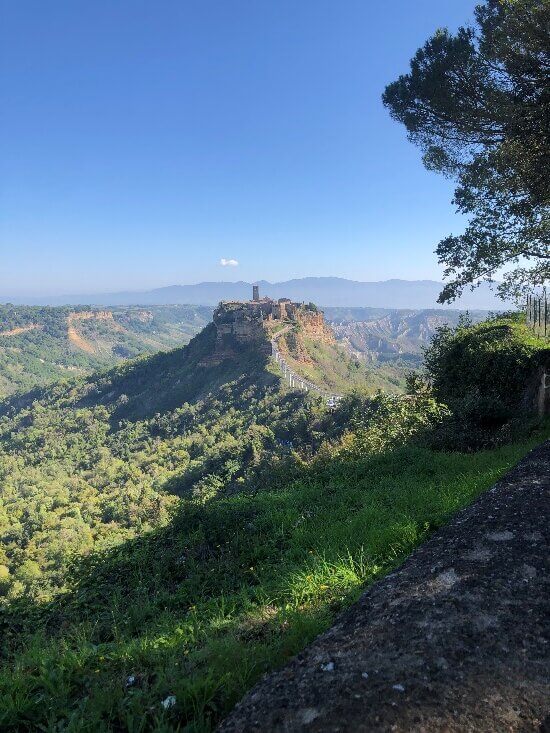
1, 420, 548, 732
278, 330, 398, 394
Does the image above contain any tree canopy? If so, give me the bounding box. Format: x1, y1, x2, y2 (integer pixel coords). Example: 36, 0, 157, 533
383, 0, 549, 302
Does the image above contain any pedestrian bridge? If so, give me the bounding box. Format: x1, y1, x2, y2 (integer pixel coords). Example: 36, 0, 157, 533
271, 330, 342, 407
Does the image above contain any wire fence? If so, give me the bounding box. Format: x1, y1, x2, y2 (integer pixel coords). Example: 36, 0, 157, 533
526, 293, 549, 339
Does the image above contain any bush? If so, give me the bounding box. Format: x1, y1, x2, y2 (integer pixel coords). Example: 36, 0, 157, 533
423, 314, 550, 449
336, 390, 449, 458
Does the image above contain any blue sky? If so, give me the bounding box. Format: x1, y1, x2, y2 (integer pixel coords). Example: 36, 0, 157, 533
1, 0, 476, 296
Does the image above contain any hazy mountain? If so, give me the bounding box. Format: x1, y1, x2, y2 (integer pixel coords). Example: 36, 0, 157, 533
325, 307, 486, 366
2, 277, 510, 310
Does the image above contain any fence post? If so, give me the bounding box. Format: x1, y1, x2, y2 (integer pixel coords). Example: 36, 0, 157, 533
526, 293, 549, 339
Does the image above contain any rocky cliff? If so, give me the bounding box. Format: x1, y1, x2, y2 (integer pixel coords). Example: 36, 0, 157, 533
295, 309, 335, 343
206, 300, 333, 366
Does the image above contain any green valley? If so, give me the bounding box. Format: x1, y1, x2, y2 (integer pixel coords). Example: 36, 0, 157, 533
3, 0, 549, 728
0, 305, 548, 731
0, 304, 212, 397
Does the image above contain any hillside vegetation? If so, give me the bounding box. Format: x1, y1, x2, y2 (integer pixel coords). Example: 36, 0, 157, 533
1, 302, 492, 399
274, 318, 405, 394
0, 304, 212, 396
0, 323, 319, 602
0, 313, 548, 731
424, 314, 550, 449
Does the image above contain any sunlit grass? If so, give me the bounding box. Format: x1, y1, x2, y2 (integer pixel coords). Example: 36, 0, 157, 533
1, 424, 548, 731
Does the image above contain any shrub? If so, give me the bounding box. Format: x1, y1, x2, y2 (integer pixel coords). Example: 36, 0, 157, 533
423, 314, 550, 449
343, 391, 449, 456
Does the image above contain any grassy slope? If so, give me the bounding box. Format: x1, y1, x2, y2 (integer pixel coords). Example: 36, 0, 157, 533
1, 420, 548, 731
277, 328, 405, 394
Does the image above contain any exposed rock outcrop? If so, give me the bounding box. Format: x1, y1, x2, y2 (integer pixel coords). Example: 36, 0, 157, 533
68, 310, 115, 322
202, 289, 332, 367
0, 324, 41, 337
295, 310, 335, 344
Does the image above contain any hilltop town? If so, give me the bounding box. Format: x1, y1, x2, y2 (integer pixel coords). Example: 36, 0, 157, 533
212, 286, 328, 354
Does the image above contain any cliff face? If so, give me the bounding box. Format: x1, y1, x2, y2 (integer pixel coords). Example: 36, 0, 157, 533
208, 300, 332, 363
68, 310, 116, 322
295, 309, 335, 344
327, 310, 486, 364
205, 299, 343, 376
213, 303, 268, 347
200, 303, 265, 366
205, 303, 270, 366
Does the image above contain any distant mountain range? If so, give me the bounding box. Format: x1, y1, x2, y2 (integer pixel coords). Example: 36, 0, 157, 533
1, 277, 510, 310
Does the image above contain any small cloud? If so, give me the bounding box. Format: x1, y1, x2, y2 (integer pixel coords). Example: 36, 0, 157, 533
220, 258, 239, 267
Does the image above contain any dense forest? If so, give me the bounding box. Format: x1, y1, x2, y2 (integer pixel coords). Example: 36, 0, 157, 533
0, 323, 317, 600
0, 311, 548, 730
0, 304, 212, 396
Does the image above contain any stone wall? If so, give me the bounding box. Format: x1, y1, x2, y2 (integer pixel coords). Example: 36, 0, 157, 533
522, 365, 550, 417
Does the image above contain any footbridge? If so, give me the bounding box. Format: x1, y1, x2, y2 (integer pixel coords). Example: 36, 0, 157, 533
270, 328, 342, 407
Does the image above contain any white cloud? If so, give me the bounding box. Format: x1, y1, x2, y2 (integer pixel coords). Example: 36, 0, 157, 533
220, 258, 239, 267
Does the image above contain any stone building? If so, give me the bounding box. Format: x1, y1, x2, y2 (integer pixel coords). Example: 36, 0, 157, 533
199, 286, 330, 366
212, 286, 320, 348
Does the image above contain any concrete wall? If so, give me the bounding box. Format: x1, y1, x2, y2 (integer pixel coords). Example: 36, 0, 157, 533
522, 365, 550, 417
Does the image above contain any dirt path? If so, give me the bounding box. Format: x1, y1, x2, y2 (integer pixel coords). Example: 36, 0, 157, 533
0, 324, 41, 337
219, 441, 550, 732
